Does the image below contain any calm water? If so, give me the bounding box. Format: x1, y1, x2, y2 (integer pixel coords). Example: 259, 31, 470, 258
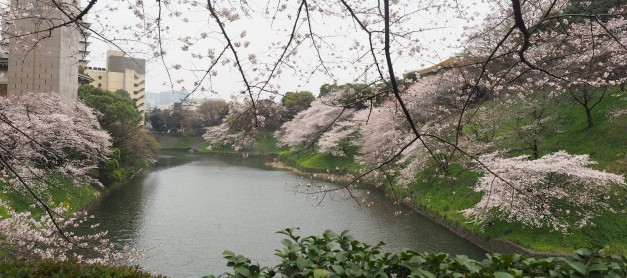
85, 152, 485, 277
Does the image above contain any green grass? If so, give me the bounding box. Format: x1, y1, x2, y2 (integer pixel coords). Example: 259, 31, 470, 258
484, 203, 627, 253
280, 149, 361, 173
156, 135, 204, 149
194, 139, 234, 153
537, 88, 627, 174
406, 164, 482, 223
252, 132, 285, 154
483, 87, 626, 174
194, 140, 214, 152
0, 176, 100, 217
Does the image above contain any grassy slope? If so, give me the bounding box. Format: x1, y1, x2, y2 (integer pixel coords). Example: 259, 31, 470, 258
156, 134, 204, 149
280, 150, 360, 173
253, 132, 283, 154
538, 88, 626, 174
501, 88, 626, 252
281, 88, 627, 254
0, 176, 101, 216
409, 89, 626, 254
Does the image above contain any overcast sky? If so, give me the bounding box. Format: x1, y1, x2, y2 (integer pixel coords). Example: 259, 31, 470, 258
83, 0, 489, 101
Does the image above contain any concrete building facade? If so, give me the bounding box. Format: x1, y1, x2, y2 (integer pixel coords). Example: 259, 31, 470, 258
4, 0, 86, 100
0, 43, 8, 96
85, 50, 146, 118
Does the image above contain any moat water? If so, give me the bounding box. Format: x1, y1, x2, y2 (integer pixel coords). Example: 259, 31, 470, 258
84, 151, 485, 277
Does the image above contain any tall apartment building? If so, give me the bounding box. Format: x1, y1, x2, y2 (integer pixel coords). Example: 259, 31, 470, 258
4, 0, 87, 100
85, 50, 146, 119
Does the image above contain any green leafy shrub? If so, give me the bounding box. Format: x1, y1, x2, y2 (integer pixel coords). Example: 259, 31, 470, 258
207, 229, 626, 278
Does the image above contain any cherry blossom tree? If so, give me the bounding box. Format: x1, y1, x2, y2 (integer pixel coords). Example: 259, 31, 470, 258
547, 17, 626, 128
463, 151, 625, 232
204, 122, 255, 152
196, 99, 229, 127
0, 200, 141, 264
0, 93, 137, 262
0, 93, 111, 190
276, 91, 360, 150
354, 70, 489, 181
204, 97, 285, 151
466, 2, 627, 120
480, 93, 562, 159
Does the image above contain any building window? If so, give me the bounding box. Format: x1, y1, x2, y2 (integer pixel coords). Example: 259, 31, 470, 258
98, 83, 102, 87
98, 76, 102, 80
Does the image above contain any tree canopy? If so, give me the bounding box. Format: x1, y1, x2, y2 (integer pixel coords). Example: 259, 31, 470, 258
79, 85, 158, 183
281, 91, 315, 120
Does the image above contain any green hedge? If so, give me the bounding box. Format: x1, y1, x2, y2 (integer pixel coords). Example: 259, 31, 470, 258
0, 259, 160, 278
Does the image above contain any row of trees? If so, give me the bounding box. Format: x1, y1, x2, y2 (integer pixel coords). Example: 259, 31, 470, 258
203, 83, 389, 150
150, 81, 385, 139
149, 90, 319, 135
276, 82, 625, 233
148, 99, 229, 136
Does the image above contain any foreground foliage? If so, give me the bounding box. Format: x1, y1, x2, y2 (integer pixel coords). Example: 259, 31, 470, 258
0, 259, 160, 277
208, 229, 626, 278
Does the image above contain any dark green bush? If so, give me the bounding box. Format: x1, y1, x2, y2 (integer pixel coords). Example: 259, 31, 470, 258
207, 229, 627, 278
0, 259, 161, 278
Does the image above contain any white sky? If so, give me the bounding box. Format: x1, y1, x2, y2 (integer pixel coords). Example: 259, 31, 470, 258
82, 0, 490, 100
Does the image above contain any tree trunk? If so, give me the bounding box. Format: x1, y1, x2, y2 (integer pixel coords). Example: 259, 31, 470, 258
585, 108, 594, 128
532, 141, 539, 159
